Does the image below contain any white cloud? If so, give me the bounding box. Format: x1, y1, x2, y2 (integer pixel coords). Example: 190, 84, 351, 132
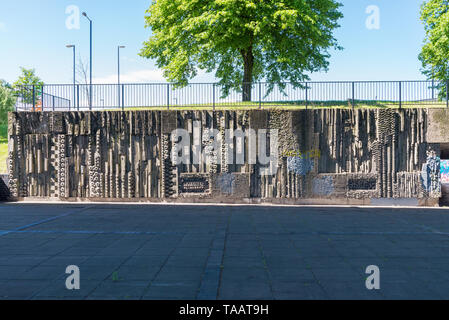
123, 56, 140, 63
93, 69, 165, 84
0, 22, 6, 32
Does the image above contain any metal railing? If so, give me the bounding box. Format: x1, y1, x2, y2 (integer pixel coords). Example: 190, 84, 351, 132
13, 80, 449, 112
14, 86, 71, 111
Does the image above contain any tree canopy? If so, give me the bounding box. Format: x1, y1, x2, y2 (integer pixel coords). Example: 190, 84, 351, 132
12, 67, 44, 104
419, 0, 449, 98
0, 81, 16, 126
13, 67, 44, 88
140, 0, 343, 100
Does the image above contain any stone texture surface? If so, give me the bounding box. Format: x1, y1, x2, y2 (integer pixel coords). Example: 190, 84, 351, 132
6, 109, 445, 203
0, 174, 9, 201
427, 109, 449, 143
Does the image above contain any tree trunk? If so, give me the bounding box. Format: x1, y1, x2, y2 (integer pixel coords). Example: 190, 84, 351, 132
241, 47, 254, 102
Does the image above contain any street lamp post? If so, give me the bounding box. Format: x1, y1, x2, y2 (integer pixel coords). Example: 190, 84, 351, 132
66, 45, 75, 111
118, 45, 125, 109
82, 12, 93, 110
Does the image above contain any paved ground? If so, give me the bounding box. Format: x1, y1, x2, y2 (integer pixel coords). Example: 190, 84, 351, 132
0, 203, 449, 300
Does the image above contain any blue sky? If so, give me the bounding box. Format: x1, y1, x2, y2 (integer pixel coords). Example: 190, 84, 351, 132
0, 0, 428, 84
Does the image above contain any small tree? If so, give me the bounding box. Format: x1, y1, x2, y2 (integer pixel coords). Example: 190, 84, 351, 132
140, 0, 343, 101
419, 0, 449, 100
12, 67, 44, 105
76, 57, 92, 103
0, 80, 16, 126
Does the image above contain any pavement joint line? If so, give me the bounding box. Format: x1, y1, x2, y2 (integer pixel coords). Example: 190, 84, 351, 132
0, 230, 437, 236
275, 212, 332, 299
6, 201, 449, 210
0, 230, 187, 236
9, 230, 446, 237
377, 209, 449, 237
253, 212, 275, 299
0, 206, 92, 237
196, 219, 228, 300
1, 229, 443, 235
20, 237, 97, 299
139, 234, 189, 300
215, 213, 231, 300
29, 227, 152, 300
82, 232, 162, 300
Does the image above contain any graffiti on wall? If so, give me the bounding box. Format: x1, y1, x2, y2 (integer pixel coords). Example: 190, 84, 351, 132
285, 149, 320, 176
216, 173, 235, 195
312, 176, 334, 197
287, 156, 314, 176
441, 160, 449, 184
421, 150, 441, 197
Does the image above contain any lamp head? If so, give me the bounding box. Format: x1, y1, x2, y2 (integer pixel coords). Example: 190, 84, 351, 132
82, 12, 91, 21
66, 45, 74, 48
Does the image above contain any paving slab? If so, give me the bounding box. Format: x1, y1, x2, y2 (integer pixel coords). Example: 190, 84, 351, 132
0, 203, 449, 299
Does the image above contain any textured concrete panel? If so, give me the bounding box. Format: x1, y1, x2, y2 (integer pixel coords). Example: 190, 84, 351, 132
427, 109, 449, 143
0, 174, 9, 201
6, 109, 444, 204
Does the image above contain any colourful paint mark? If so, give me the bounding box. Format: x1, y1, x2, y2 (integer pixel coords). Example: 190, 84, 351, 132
441, 160, 449, 184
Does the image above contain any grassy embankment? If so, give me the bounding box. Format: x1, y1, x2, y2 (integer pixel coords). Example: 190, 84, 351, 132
0, 124, 7, 174
106, 100, 447, 111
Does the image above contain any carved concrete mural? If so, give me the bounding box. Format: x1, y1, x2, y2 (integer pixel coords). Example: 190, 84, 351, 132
5, 109, 445, 204
0, 175, 9, 201
441, 160, 449, 184
421, 150, 441, 198
312, 176, 334, 197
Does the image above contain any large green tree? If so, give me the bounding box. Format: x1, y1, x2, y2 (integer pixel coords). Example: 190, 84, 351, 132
419, 0, 449, 99
140, 0, 343, 101
0, 80, 16, 126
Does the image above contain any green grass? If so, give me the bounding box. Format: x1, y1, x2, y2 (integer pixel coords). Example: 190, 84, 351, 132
106, 100, 448, 111
0, 124, 7, 174
0, 138, 7, 174
0, 124, 6, 138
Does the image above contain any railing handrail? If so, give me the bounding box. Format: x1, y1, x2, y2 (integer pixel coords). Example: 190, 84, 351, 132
12, 79, 444, 87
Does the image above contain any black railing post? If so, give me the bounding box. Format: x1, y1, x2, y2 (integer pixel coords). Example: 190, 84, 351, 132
72, 84, 75, 112
305, 82, 308, 110
399, 81, 402, 110
167, 84, 170, 111
259, 82, 262, 110
76, 85, 80, 111
122, 84, 125, 111
213, 83, 216, 111
32, 85, 35, 112
89, 84, 92, 111
351, 82, 355, 109
432, 79, 435, 101
41, 85, 45, 112
53, 96, 55, 112
447, 80, 449, 108
15, 87, 18, 112
117, 84, 120, 110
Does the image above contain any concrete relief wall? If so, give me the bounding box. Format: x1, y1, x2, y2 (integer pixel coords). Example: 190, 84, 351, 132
0, 174, 9, 201
6, 109, 442, 204
427, 109, 449, 143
